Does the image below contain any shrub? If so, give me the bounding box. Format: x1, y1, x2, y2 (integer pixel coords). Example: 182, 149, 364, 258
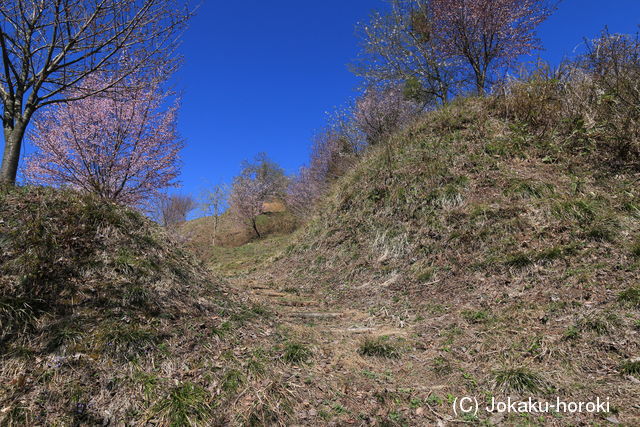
578, 30, 640, 163
495, 29, 640, 168
494, 61, 568, 133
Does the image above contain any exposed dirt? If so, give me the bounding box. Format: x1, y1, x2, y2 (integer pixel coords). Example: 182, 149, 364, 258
227, 271, 447, 425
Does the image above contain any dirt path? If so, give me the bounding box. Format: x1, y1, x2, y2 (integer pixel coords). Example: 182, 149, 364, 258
226, 275, 457, 425
237, 277, 410, 342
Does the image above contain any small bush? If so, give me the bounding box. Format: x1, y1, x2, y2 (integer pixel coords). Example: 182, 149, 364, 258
495, 30, 640, 167
359, 336, 400, 359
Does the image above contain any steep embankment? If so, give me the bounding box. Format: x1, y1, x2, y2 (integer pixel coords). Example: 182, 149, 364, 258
263, 98, 640, 424
0, 187, 294, 425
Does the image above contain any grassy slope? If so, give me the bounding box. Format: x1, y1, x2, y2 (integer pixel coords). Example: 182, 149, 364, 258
180, 210, 297, 257
269, 98, 640, 424
4, 93, 639, 425
0, 187, 300, 425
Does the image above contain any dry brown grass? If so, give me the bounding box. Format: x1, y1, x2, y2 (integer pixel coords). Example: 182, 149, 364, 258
259, 97, 640, 424
4, 74, 640, 424
179, 210, 297, 257
0, 187, 298, 425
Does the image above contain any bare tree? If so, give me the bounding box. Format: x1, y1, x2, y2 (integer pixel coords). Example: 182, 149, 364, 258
0, 0, 192, 185
229, 153, 287, 238
199, 183, 229, 245
153, 193, 196, 228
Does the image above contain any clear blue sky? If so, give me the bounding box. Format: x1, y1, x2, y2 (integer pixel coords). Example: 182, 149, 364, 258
173, 0, 386, 198
14, 0, 640, 201
174, 0, 640, 200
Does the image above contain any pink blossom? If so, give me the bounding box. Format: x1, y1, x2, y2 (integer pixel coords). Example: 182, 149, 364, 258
24, 75, 183, 206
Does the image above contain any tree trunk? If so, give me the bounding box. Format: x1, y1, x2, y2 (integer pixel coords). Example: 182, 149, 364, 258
476, 65, 488, 96
212, 215, 219, 246
0, 121, 27, 186
251, 218, 261, 238
475, 72, 486, 96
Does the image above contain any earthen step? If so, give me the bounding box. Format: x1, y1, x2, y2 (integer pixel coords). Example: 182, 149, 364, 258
290, 312, 343, 320
332, 327, 378, 334
279, 300, 318, 307
253, 291, 288, 298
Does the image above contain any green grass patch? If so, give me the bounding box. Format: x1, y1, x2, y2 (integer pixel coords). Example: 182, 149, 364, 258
222, 369, 245, 393
359, 336, 400, 359
133, 371, 161, 401
153, 382, 212, 426
577, 312, 621, 335
620, 360, 640, 377
504, 244, 578, 268
493, 368, 548, 394
563, 326, 581, 341
94, 323, 164, 361
505, 179, 554, 199
552, 199, 599, 224
282, 342, 312, 364
461, 309, 492, 324
618, 286, 640, 308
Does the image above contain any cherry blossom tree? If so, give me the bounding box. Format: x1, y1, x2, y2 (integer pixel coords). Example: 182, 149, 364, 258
354, 85, 423, 145
287, 87, 419, 218
0, 0, 192, 185
229, 153, 288, 238
352, 0, 462, 104
353, 0, 554, 98
427, 0, 554, 94
287, 130, 348, 218
24, 75, 182, 206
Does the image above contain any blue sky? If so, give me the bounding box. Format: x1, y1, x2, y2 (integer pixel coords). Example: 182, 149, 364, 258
12, 0, 640, 203
174, 0, 640, 200
174, 0, 387, 198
